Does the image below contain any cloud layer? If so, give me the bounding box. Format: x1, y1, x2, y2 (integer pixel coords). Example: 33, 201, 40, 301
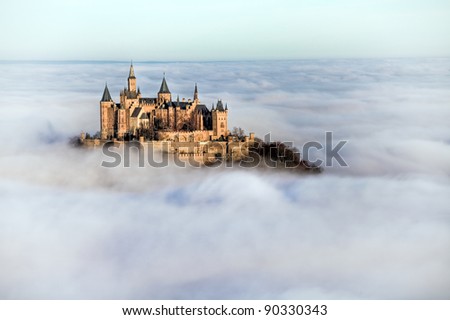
0, 59, 449, 299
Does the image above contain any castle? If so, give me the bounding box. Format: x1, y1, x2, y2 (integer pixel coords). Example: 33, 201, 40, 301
80, 64, 312, 169
100, 63, 229, 142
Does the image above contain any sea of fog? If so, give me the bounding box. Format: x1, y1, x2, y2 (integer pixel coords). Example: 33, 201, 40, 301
0, 59, 449, 299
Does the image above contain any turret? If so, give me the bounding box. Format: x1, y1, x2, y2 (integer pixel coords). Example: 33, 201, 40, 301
158, 74, 171, 104
101, 83, 113, 103
100, 83, 115, 140
128, 62, 136, 92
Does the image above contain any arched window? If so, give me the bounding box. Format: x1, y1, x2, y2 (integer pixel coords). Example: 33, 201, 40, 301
220, 122, 225, 128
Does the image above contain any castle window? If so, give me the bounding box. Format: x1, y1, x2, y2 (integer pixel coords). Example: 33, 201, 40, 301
221, 122, 225, 128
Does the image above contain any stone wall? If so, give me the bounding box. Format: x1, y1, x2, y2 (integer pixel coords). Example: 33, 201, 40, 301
79, 133, 255, 163
158, 130, 213, 142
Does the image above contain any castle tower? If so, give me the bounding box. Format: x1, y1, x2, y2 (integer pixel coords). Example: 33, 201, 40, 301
100, 83, 115, 140
128, 62, 136, 92
193, 83, 199, 102
158, 74, 171, 104
117, 106, 127, 139
212, 100, 228, 139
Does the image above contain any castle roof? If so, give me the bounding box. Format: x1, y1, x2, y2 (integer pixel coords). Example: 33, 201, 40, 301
163, 101, 191, 110
140, 97, 157, 104
131, 107, 142, 118
159, 76, 170, 94
195, 104, 210, 114
125, 90, 138, 99
101, 84, 112, 102
216, 100, 225, 111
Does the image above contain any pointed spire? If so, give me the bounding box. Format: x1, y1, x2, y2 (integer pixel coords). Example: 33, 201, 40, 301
159, 74, 170, 93
225, 103, 228, 110
211, 102, 215, 111
194, 83, 198, 101
137, 86, 141, 94
101, 83, 112, 102
129, 61, 135, 78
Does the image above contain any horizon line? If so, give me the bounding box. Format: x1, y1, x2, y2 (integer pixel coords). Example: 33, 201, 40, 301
1, 56, 450, 64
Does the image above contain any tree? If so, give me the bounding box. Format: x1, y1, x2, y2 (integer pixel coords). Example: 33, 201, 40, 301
231, 127, 245, 139
136, 118, 155, 140
248, 140, 322, 173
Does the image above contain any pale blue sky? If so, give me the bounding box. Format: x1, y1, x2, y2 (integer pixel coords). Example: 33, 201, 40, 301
1, 0, 449, 60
